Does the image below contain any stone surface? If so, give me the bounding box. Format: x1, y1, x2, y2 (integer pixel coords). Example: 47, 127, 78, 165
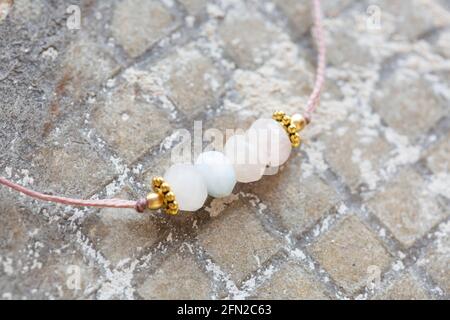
112, 0, 176, 58
367, 169, 447, 248
179, 0, 206, 16
372, 70, 446, 141
435, 30, 450, 59
418, 222, 450, 293
137, 253, 212, 300
31, 119, 116, 198
92, 81, 172, 164
425, 133, 450, 174
374, 0, 450, 40
252, 262, 329, 300
374, 272, 430, 300
0, 190, 100, 299
198, 198, 281, 284
274, 0, 356, 38
322, 119, 392, 193
273, 0, 313, 38
218, 9, 284, 69
1, 0, 448, 300
62, 32, 120, 101
243, 155, 339, 235
309, 216, 392, 294
81, 188, 163, 265
144, 44, 224, 116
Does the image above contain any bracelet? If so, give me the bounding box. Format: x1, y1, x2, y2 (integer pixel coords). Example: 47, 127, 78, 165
0, 0, 326, 218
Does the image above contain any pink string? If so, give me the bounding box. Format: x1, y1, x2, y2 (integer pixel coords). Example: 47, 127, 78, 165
0, 0, 326, 212
0, 177, 138, 210
305, 0, 326, 121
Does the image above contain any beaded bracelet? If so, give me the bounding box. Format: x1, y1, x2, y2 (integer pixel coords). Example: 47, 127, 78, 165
0, 0, 326, 217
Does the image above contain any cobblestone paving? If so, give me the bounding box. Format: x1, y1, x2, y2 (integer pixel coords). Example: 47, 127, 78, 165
0, 0, 449, 300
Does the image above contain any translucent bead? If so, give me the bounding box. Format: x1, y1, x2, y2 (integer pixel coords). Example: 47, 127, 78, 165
164, 163, 207, 211
224, 134, 266, 183
248, 118, 292, 167
195, 151, 236, 198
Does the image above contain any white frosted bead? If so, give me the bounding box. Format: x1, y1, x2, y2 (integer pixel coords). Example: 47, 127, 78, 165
195, 151, 236, 198
224, 134, 266, 183
164, 163, 207, 211
248, 118, 292, 167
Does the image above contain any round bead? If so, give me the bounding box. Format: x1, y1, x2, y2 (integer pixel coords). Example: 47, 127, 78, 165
164, 163, 207, 211
224, 134, 266, 183
195, 151, 236, 198
291, 113, 307, 131
248, 118, 292, 167
146, 192, 164, 210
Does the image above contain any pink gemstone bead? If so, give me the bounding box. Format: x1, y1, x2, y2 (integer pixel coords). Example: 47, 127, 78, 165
224, 134, 266, 183
248, 118, 292, 168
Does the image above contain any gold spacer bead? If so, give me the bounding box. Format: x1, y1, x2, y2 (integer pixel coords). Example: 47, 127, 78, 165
291, 114, 307, 132
150, 176, 178, 214
272, 111, 285, 121
152, 176, 164, 188
290, 133, 302, 148
287, 124, 298, 134
282, 115, 291, 126
164, 191, 176, 203
166, 208, 178, 215
168, 201, 178, 211
160, 182, 171, 194
146, 192, 164, 210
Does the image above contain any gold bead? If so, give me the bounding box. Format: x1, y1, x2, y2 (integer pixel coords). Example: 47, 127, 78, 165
272, 111, 285, 121
291, 114, 307, 131
290, 133, 302, 148
160, 182, 171, 194
146, 192, 164, 210
152, 176, 164, 188
168, 201, 178, 211
164, 191, 176, 203
166, 208, 178, 215
282, 115, 291, 126
287, 124, 297, 134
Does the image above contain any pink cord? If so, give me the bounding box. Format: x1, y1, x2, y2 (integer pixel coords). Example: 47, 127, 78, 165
0, 0, 326, 212
305, 0, 326, 121
0, 177, 138, 210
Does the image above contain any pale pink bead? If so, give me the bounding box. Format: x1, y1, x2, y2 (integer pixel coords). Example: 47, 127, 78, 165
224, 134, 266, 183
248, 118, 292, 168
